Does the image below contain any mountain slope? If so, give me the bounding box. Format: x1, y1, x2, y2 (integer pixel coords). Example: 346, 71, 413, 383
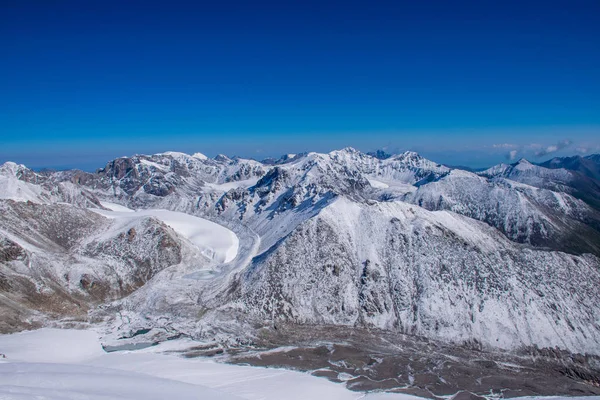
405, 169, 600, 254
0, 199, 208, 333
232, 198, 600, 354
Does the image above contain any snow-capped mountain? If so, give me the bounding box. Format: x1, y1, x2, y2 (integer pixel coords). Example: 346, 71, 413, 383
1, 148, 600, 361
407, 167, 600, 254
479, 157, 600, 210
540, 154, 600, 181
236, 197, 600, 353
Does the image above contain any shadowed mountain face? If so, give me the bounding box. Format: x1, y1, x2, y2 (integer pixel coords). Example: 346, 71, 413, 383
1, 150, 600, 376
475, 155, 600, 211
534, 155, 600, 210
539, 154, 600, 181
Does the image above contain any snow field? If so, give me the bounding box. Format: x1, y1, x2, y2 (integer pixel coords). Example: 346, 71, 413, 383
0, 328, 423, 400
0, 329, 596, 400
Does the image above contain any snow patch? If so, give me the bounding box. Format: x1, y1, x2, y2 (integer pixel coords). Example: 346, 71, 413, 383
204, 177, 261, 191
367, 178, 390, 189
0, 174, 45, 203
139, 158, 168, 171
100, 201, 135, 212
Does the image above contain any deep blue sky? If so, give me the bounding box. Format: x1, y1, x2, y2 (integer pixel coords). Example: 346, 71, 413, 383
1, 0, 599, 169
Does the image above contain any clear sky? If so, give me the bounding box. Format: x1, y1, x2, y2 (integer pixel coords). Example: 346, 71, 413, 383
1, 0, 599, 170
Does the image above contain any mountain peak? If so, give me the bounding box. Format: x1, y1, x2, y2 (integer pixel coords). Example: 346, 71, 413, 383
214, 154, 231, 162
514, 158, 535, 169
331, 146, 361, 155
0, 161, 19, 170
159, 151, 190, 158
391, 150, 424, 162
0, 161, 30, 176
366, 149, 392, 160
192, 152, 208, 160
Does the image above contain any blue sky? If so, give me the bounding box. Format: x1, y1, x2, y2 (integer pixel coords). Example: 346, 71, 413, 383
1, 0, 599, 170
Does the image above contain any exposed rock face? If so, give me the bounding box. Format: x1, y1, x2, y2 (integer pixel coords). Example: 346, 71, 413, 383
0, 200, 186, 332
81, 216, 182, 295
0, 237, 27, 263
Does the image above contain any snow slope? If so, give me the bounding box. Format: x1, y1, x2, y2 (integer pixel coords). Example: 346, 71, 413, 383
239, 197, 600, 354
96, 202, 239, 263
0, 162, 46, 203
0, 328, 423, 400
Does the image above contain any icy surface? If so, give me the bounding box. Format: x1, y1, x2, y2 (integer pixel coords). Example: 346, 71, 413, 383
95, 203, 239, 263
367, 178, 390, 188
0, 328, 104, 363
0, 328, 424, 400
100, 201, 135, 212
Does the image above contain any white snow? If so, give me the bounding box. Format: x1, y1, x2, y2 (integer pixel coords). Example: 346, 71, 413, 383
100, 201, 135, 212
95, 202, 239, 263
0, 328, 424, 400
0, 174, 45, 203
367, 178, 390, 189
0, 363, 237, 400
138, 158, 168, 170
515, 158, 535, 170
160, 151, 190, 158
0, 163, 45, 203
0, 328, 103, 363
204, 177, 260, 191
0, 329, 595, 400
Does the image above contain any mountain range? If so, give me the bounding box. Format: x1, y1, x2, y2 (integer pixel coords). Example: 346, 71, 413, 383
1, 148, 600, 395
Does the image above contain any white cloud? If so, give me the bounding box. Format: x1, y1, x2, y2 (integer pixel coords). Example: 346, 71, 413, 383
534, 139, 573, 157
